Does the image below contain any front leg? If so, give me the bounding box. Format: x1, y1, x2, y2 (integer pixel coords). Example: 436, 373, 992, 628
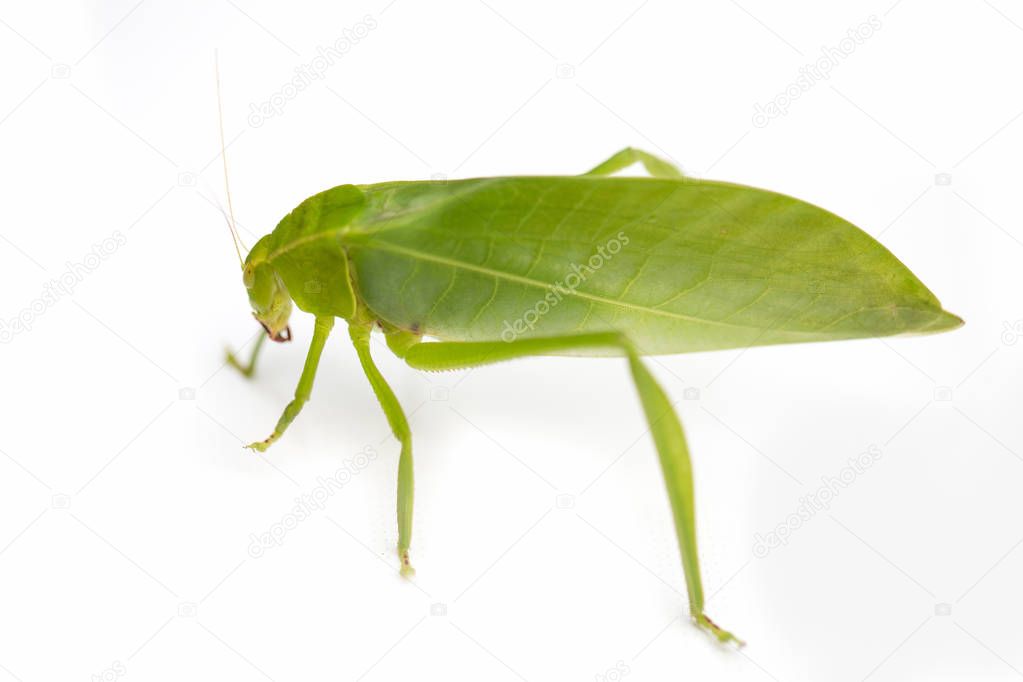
247, 316, 334, 452
226, 330, 267, 378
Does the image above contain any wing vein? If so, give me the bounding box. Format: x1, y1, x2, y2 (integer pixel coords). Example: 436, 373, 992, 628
366, 240, 831, 335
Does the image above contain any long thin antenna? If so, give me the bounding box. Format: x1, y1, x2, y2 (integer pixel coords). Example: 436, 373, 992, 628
215, 50, 245, 266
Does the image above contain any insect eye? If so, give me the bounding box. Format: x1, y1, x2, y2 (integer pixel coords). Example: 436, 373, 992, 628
243, 266, 255, 289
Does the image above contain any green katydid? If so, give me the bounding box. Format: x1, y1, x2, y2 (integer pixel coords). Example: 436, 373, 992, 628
222, 146, 961, 644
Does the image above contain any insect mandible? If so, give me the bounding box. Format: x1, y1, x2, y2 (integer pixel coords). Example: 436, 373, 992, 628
222, 143, 961, 644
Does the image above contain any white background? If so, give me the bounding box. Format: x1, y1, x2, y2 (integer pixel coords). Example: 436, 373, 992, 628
1, 1, 1020, 680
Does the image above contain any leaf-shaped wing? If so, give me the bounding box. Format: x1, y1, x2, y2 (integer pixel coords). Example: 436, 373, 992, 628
347, 177, 960, 354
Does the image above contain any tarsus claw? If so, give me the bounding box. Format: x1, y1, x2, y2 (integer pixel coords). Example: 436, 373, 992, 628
695, 613, 743, 646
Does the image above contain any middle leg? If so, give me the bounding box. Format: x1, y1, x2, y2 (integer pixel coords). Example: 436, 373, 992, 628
350, 323, 416, 576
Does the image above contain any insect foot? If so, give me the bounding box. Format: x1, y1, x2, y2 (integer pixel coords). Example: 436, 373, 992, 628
245, 438, 273, 453
226, 353, 250, 377
695, 614, 744, 647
